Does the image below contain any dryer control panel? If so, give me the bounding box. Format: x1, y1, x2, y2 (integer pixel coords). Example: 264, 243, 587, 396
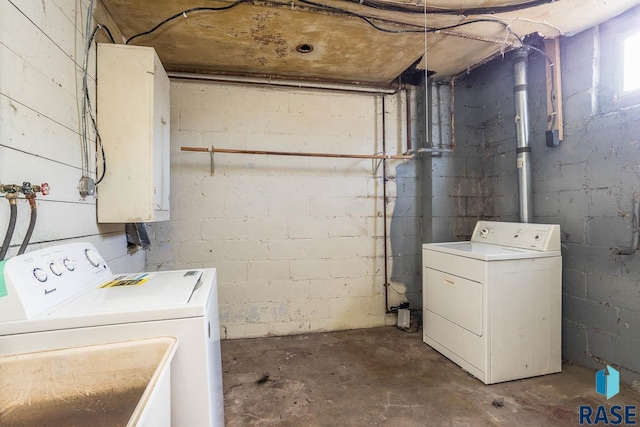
0, 243, 112, 321
471, 221, 561, 251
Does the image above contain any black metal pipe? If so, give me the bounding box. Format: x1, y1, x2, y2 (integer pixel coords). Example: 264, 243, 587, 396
381, 96, 390, 313
18, 196, 37, 255
0, 196, 18, 261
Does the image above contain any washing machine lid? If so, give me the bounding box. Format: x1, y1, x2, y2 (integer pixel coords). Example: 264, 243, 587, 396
54, 270, 206, 314
0, 268, 217, 336
424, 242, 561, 261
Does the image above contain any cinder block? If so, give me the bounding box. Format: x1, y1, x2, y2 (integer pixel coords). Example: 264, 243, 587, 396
267, 239, 312, 260
242, 88, 286, 113
589, 330, 640, 374
562, 295, 619, 334
561, 320, 596, 368
309, 196, 376, 218
306, 280, 351, 299
177, 192, 224, 220
562, 28, 598, 73
587, 216, 635, 248
268, 321, 311, 336
244, 217, 288, 240
268, 197, 310, 217
268, 112, 312, 135
309, 313, 385, 332
344, 277, 376, 297
328, 217, 368, 238
304, 237, 358, 259
287, 91, 332, 116
224, 323, 271, 339
288, 217, 329, 239
223, 189, 269, 218
212, 261, 249, 284
329, 257, 369, 279
218, 282, 272, 304
288, 299, 330, 321
290, 259, 332, 281
248, 260, 289, 281
618, 308, 640, 340
217, 303, 247, 326
328, 296, 370, 319
201, 218, 245, 241
563, 269, 587, 297
177, 240, 223, 264
244, 302, 290, 324
223, 240, 269, 262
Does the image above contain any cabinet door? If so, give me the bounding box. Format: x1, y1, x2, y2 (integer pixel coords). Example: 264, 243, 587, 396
97, 44, 170, 223
152, 53, 170, 214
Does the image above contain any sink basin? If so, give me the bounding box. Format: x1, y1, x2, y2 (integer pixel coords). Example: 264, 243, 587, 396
0, 336, 177, 427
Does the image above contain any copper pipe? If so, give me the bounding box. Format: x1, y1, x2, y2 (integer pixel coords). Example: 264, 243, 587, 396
181, 146, 414, 160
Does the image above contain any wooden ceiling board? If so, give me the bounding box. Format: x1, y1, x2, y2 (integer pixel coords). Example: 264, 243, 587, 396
98, 0, 640, 84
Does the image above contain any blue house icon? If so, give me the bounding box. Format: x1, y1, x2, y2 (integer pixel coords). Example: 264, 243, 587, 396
596, 366, 620, 400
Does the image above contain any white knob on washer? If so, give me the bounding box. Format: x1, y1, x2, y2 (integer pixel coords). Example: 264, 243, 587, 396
63, 258, 76, 271
85, 249, 101, 267
49, 262, 63, 276
33, 268, 48, 282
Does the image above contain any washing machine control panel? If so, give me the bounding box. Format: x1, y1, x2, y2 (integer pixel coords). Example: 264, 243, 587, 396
471, 221, 561, 251
0, 242, 113, 321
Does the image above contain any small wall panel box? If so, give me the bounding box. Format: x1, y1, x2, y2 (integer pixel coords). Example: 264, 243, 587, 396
96, 44, 170, 223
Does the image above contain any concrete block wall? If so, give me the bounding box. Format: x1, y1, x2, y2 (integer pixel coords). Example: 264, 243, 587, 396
453, 20, 640, 382
147, 81, 422, 338
0, 1, 142, 272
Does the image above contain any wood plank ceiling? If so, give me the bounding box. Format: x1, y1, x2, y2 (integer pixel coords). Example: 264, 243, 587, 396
98, 0, 640, 85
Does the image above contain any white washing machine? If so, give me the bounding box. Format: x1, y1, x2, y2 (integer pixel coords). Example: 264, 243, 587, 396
0, 242, 224, 426
422, 221, 562, 384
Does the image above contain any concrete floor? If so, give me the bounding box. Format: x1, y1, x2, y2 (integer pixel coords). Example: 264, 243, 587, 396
221, 327, 639, 426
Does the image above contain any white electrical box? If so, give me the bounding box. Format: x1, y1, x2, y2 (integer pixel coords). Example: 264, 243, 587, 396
96, 44, 170, 223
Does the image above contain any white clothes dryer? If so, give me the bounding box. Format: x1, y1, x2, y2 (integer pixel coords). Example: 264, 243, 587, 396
422, 221, 562, 384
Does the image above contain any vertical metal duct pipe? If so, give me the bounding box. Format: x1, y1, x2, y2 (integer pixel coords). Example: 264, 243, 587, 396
513, 48, 533, 223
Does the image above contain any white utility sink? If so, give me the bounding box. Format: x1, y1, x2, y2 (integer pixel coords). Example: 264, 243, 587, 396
0, 336, 177, 427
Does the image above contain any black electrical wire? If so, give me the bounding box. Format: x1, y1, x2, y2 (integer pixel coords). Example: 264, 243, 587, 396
125, 3, 244, 45
122, 0, 521, 42
98, 24, 116, 44
343, 0, 556, 16
85, 24, 109, 185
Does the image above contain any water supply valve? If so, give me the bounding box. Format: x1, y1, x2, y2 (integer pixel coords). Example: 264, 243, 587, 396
37, 183, 50, 196
0, 184, 20, 194
19, 182, 50, 196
